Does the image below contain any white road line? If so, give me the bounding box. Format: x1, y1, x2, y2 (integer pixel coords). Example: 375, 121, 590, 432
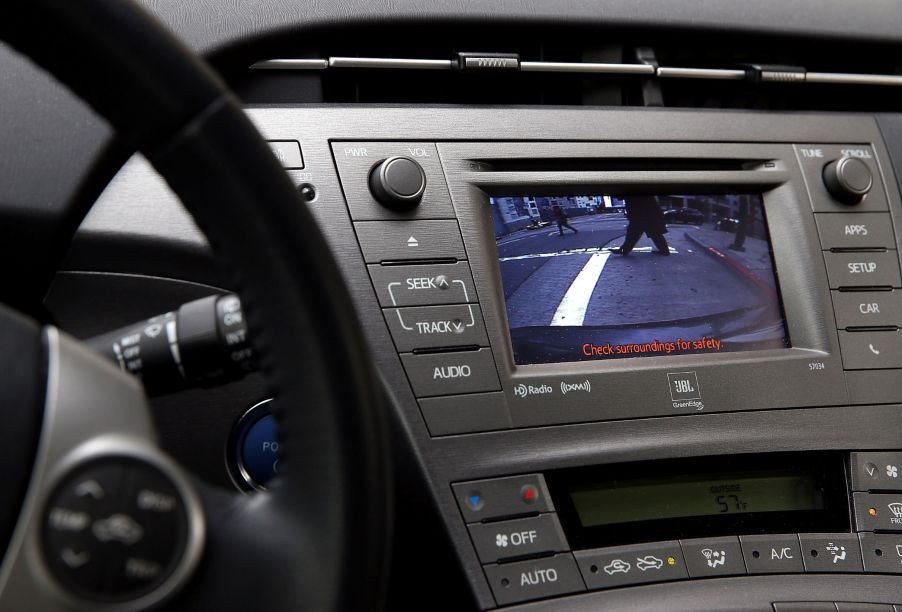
550, 252, 610, 326
500, 246, 677, 262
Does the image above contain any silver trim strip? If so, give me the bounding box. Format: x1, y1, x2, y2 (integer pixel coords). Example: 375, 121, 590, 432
248, 57, 902, 87
520, 61, 654, 75
656, 67, 747, 80
328, 57, 454, 70
806, 71, 902, 86
250, 59, 329, 70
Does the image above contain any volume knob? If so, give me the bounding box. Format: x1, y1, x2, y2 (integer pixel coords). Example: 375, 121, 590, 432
368, 156, 426, 211
823, 156, 872, 204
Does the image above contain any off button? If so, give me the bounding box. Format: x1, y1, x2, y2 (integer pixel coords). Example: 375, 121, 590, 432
468, 514, 569, 563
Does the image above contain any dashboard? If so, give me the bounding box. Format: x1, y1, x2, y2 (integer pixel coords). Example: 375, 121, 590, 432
6, 1, 902, 611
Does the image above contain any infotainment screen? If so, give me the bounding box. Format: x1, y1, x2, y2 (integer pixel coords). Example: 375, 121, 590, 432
491, 194, 790, 365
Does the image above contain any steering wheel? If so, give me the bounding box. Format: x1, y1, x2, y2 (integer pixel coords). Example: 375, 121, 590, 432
0, 1, 391, 611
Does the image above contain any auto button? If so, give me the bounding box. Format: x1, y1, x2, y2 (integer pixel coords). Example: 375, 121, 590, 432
483, 553, 585, 606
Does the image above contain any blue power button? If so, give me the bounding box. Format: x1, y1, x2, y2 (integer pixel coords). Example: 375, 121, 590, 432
235, 401, 280, 489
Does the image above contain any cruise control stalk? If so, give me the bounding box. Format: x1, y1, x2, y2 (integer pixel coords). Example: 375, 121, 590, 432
86, 294, 255, 395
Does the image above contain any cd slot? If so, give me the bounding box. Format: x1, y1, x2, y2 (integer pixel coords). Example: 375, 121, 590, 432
471, 157, 770, 173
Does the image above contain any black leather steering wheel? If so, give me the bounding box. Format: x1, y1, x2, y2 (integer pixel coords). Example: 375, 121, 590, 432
0, 1, 391, 610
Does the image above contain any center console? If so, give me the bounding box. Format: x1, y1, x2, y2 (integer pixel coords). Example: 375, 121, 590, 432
315, 120, 902, 608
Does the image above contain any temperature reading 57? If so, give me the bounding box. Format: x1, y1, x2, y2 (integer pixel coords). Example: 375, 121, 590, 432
716, 494, 748, 513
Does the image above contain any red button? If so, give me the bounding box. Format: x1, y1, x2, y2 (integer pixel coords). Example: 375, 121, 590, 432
520, 484, 539, 504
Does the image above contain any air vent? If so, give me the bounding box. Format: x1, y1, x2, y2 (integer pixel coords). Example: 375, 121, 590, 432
232, 28, 902, 111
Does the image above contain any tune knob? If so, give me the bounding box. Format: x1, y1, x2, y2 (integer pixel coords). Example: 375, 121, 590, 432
368, 156, 426, 211
823, 156, 872, 204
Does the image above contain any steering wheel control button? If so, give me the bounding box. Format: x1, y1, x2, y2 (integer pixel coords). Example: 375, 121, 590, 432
453, 474, 553, 522
814, 213, 895, 251
795, 145, 888, 212
367, 262, 477, 307
42, 457, 189, 603
824, 251, 902, 289
384, 304, 489, 352
859, 533, 902, 574
838, 331, 902, 370
369, 156, 427, 211
468, 514, 568, 563
401, 348, 501, 397
680, 536, 746, 578
483, 553, 585, 606
354, 220, 466, 263
851, 452, 902, 491
574, 541, 688, 590
823, 156, 873, 204
799, 533, 864, 573
266, 140, 304, 169
832, 291, 902, 330
739, 534, 804, 574
333, 142, 454, 220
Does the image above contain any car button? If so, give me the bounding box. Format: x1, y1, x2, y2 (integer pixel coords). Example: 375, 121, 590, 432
859, 533, 902, 573
838, 331, 902, 370
574, 540, 688, 590
799, 533, 863, 573
824, 251, 902, 289
453, 474, 553, 523
468, 514, 568, 563
483, 553, 585, 606
354, 220, 466, 263
384, 304, 489, 352
401, 348, 500, 397
680, 536, 746, 577
832, 291, 902, 329
815, 213, 895, 250
854, 492, 902, 531
851, 452, 902, 492
740, 534, 804, 574
368, 262, 477, 307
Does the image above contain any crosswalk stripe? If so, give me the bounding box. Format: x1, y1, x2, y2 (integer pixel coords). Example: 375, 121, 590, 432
550, 252, 610, 326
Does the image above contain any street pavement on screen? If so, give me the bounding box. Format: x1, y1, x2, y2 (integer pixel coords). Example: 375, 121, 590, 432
497, 214, 773, 329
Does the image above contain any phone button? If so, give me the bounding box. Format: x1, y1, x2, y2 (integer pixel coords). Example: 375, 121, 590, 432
838, 330, 902, 370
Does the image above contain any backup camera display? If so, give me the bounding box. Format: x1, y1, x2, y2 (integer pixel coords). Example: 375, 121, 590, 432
492, 194, 790, 365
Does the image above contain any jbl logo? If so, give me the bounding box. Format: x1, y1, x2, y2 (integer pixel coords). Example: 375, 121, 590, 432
667, 372, 701, 401
673, 379, 695, 394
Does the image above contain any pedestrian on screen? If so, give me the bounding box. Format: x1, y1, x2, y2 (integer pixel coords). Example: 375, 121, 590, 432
552, 204, 579, 236
612, 195, 670, 255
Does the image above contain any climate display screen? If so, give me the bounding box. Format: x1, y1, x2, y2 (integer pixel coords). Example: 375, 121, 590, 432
569, 471, 822, 528
491, 194, 790, 365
